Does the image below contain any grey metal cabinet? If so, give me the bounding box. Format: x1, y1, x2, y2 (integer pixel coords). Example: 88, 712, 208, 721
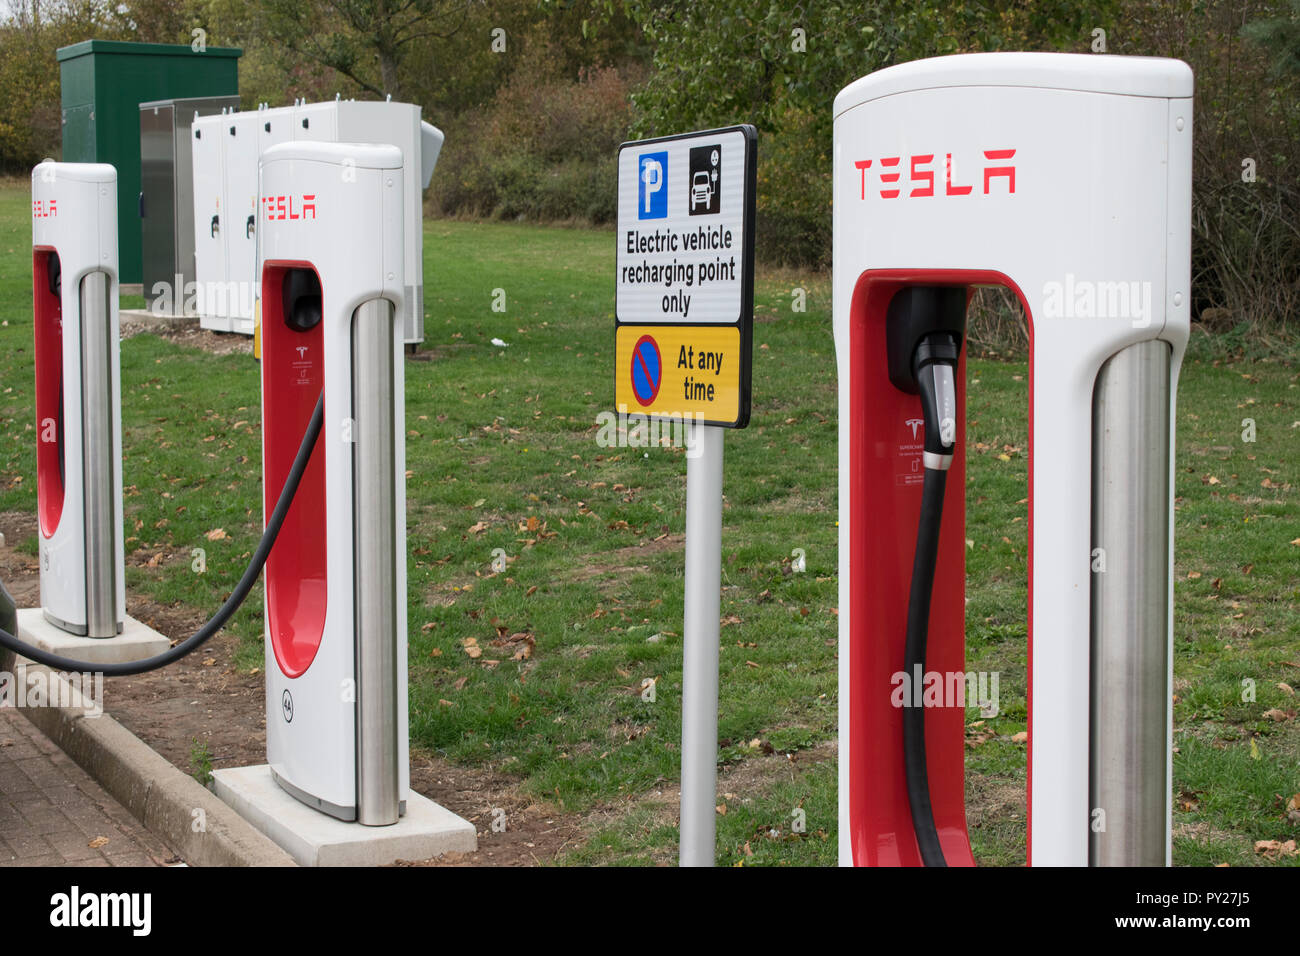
138, 96, 238, 314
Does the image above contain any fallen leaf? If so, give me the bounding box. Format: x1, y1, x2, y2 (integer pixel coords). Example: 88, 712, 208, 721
1011, 731, 1028, 743
1262, 708, 1290, 722
205, 528, 227, 541
88, 836, 109, 849
1254, 839, 1297, 858
467, 521, 489, 534
462, 638, 482, 659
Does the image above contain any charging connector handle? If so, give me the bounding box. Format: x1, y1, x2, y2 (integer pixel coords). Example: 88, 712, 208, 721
914, 332, 960, 470
0, 392, 325, 677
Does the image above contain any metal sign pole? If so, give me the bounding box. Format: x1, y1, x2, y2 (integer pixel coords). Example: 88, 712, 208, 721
679, 423, 724, 867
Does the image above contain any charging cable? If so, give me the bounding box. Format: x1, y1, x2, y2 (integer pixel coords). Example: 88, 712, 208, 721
903, 331, 960, 867
0, 392, 324, 677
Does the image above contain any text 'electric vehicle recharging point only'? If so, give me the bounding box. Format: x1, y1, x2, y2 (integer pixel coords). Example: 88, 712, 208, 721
833, 53, 1192, 867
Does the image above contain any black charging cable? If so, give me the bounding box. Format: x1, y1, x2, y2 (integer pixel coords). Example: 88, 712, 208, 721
0, 392, 324, 677
903, 331, 960, 868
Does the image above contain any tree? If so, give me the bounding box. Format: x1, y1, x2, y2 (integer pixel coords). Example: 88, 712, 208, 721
261, 0, 477, 100
0, 0, 131, 170
1243, 0, 1300, 75
613, 0, 1114, 266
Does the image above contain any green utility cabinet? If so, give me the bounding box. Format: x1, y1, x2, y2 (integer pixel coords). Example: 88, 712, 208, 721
58, 40, 242, 284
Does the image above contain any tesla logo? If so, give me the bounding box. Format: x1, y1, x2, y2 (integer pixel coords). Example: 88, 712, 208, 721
295, 346, 309, 358
32, 199, 57, 218
263, 194, 317, 221
905, 418, 924, 439
854, 149, 1016, 199
282, 689, 294, 723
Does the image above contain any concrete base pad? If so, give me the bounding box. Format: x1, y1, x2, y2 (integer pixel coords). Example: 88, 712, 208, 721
16, 608, 172, 665
211, 764, 477, 867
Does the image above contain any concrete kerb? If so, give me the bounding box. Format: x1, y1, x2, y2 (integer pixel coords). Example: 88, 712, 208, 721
1, 649, 295, 867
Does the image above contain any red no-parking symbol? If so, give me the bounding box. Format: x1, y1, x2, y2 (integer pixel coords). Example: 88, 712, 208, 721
630, 334, 662, 406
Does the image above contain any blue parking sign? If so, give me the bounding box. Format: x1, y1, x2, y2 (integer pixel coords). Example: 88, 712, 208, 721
638, 151, 668, 219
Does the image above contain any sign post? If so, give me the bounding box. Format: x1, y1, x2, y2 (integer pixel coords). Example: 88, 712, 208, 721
615, 126, 756, 866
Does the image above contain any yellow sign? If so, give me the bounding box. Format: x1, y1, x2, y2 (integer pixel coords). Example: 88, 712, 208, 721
615, 325, 743, 426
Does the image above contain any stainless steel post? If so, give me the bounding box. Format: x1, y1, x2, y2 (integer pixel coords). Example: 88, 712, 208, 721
352, 298, 401, 826
1090, 339, 1172, 866
679, 424, 724, 866
79, 271, 118, 639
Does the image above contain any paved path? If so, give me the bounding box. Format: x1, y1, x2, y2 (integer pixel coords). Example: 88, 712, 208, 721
0, 707, 176, 866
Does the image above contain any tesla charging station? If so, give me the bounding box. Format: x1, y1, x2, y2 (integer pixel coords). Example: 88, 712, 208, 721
31, 162, 124, 638
22, 163, 170, 663
834, 53, 1192, 866
210, 140, 474, 864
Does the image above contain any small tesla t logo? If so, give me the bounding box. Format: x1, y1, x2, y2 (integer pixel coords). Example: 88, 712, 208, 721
282, 689, 294, 723
906, 418, 924, 439
295, 345, 309, 358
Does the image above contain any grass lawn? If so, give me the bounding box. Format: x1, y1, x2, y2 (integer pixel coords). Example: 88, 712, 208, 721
0, 177, 1296, 866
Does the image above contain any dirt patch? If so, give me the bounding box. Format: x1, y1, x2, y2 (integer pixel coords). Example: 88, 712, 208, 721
0, 510, 40, 607
629, 739, 838, 863
964, 773, 1025, 829
567, 533, 684, 587
119, 314, 457, 365
1, 519, 596, 865
94, 611, 598, 866
400, 755, 594, 866
119, 314, 253, 357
